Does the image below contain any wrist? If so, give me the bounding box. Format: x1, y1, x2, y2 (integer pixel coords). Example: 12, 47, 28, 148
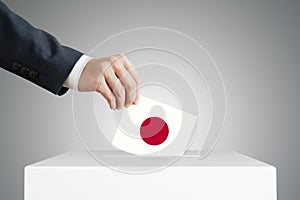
63, 55, 93, 90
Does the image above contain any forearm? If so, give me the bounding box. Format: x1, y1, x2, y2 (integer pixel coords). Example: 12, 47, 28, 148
0, 1, 82, 95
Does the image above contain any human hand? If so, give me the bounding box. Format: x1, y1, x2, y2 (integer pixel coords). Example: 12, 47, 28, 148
78, 54, 140, 110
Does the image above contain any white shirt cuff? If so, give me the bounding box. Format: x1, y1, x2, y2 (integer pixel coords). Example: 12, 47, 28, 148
63, 55, 93, 91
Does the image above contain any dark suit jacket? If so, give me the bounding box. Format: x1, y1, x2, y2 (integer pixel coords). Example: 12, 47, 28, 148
0, 1, 82, 95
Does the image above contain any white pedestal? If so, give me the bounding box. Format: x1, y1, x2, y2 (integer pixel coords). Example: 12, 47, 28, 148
24, 151, 277, 200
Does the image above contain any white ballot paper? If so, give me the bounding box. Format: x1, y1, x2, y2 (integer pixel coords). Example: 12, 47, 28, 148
112, 95, 197, 156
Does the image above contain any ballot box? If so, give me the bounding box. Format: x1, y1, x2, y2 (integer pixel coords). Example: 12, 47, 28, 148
24, 151, 277, 200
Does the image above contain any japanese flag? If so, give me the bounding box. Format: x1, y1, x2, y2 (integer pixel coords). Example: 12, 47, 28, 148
112, 95, 197, 156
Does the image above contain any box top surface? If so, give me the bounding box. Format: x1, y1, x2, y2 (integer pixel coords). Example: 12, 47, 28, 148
27, 151, 273, 168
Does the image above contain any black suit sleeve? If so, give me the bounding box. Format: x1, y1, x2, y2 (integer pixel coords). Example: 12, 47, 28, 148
0, 1, 83, 95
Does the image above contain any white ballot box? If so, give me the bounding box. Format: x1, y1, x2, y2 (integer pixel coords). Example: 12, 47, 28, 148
24, 151, 277, 200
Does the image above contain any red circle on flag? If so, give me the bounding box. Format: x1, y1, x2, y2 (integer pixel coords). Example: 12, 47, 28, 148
140, 117, 169, 145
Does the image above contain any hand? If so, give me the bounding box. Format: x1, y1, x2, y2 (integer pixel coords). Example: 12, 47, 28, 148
78, 54, 140, 110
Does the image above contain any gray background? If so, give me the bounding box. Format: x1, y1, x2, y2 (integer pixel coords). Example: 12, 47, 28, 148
0, 0, 299, 199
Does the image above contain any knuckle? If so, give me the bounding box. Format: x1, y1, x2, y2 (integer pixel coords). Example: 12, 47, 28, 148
114, 65, 125, 76
104, 66, 114, 75
118, 53, 125, 58
114, 54, 122, 63
109, 95, 115, 103
108, 56, 116, 64
127, 80, 136, 91
115, 87, 125, 98
118, 53, 127, 63
113, 63, 122, 71
101, 61, 112, 71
